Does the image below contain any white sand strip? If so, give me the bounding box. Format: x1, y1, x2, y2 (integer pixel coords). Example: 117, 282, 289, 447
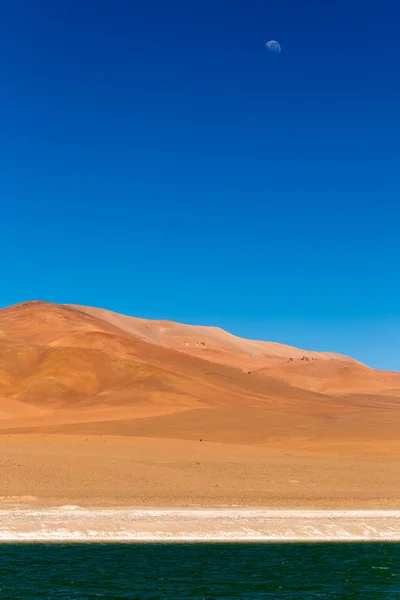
0, 509, 400, 542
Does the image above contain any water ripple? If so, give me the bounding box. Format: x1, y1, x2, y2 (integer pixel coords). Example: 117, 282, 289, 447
0, 542, 399, 599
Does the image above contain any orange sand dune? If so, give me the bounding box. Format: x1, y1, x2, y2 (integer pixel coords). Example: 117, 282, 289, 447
0, 300, 399, 507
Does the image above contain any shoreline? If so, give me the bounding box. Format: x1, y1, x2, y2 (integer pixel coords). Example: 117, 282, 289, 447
1, 508, 400, 542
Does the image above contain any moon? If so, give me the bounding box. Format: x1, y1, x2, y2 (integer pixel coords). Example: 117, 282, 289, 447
266, 40, 281, 53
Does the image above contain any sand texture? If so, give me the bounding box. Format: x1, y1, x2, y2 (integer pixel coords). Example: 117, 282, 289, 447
1, 435, 399, 509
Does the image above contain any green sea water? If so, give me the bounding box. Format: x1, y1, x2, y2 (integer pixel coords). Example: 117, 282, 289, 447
0, 542, 399, 598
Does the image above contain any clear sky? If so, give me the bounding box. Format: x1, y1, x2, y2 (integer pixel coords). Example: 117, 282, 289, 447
1, 0, 399, 369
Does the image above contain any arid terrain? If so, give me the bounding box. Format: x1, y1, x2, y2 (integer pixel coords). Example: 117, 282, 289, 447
0, 300, 399, 508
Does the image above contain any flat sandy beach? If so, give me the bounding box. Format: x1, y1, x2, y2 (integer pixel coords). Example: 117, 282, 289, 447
1, 508, 400, 542
2, 435, 399, 542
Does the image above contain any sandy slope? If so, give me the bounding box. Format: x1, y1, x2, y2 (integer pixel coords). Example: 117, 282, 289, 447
0, 300, 399, 507
68, 303, 359, 371
254, 360, 400, 395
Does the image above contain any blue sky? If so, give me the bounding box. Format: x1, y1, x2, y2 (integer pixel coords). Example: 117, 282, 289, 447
1, 0, 399, 369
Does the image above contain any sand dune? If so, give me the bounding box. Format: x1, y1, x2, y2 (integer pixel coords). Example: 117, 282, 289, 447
0, 300, 399, 507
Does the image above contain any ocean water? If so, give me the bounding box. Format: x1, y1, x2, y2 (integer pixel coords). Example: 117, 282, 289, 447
0, 543, 399, 599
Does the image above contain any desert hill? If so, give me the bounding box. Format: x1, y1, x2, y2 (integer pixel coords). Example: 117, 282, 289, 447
1, 300, 400, 508
0, 300, 399, 446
